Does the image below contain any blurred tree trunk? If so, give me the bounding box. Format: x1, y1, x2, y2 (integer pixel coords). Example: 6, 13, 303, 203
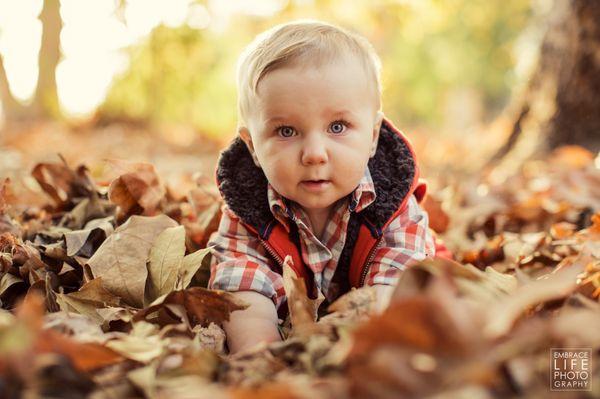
0, 55, 28, 120
489, 0, 600, 165
32, 0, 61, 119
0, 0, 62, 123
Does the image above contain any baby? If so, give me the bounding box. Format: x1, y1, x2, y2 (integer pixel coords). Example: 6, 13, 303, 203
208, 20, 440, 354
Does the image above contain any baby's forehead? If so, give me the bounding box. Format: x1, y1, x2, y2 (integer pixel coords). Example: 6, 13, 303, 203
261, 52, 372, 84
252, 57, 379, 111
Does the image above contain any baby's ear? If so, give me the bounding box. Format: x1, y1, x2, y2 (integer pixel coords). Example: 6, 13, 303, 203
370, 111, 384, 157
238, 127, 261, 168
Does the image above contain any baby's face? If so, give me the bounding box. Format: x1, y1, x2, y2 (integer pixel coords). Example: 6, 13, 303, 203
240, 56, 382, 214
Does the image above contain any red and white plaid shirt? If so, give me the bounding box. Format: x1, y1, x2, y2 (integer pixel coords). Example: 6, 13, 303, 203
208, 167, 435, 309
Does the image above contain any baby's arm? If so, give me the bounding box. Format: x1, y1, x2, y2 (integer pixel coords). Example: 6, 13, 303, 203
224, 291, 281, 353
366, 195, 436, 313
208, 206, 285, 354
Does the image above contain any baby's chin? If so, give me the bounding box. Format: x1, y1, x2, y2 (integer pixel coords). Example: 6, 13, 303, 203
290, 194, 344, 211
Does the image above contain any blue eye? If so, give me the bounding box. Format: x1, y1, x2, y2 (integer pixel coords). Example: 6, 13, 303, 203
329, 121, 347, 134
277, 126, 296, 138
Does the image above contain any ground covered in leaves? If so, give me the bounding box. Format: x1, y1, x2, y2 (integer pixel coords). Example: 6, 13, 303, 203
0, 143, 598, 398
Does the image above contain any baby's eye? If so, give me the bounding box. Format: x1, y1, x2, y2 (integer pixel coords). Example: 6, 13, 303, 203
277, 126, 296, 138
329, 121, 347, 134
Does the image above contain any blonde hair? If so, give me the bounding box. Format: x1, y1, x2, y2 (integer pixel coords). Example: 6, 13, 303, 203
236, 20, 382, 128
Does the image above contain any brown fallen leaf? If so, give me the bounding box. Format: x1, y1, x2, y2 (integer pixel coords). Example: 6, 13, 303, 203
146, 225, 186, 303
0, 272, 25, 300
0, 178, 11, 213
422, 194, 450, 234
484, 256, 588, 338
176, 246, 213, 290
5, 293, 124, 374
107, 160, 166, 219
282, 255, 324, 336
56, 278, 122, 324
87, 214, 178, 308
105, 321, 165, 363
31, 157, 96, 209
68, 277, 121, 306
63, 216, 114, 257
135, 287, 248, 328
35, 328, 124, 372
350, 295, 471, 359
327, 286, 376, 315
185, 185, 222, 248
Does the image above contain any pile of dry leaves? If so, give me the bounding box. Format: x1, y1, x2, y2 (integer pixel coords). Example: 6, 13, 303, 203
0, 146, 598, 399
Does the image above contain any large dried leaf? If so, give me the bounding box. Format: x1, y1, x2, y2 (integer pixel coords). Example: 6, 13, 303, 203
146, 225, 186, 303
87, 214, 177, 308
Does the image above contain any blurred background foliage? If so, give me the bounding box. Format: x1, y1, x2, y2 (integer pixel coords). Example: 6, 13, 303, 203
100, 0, 534, 139
0, 0, 539, 140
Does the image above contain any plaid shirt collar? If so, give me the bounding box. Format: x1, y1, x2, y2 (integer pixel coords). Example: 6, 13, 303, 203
267, 167, 377, 232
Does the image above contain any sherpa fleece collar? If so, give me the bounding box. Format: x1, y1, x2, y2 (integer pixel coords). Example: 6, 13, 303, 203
215, 118, 417, 234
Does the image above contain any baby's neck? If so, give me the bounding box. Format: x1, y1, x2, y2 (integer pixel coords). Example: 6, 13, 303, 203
304, 207, 330, 237
301, 199, 346, 241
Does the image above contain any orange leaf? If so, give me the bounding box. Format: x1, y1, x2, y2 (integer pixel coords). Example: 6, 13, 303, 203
590, 213, 600, 235
35, 329, 124, 372
422, 195, 450, 233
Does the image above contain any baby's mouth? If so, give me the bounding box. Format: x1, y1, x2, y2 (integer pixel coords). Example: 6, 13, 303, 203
300, 179, 331, 191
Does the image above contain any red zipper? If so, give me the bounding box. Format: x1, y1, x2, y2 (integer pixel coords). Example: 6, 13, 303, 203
259, 239, 284, 267
359, 236, 383, 286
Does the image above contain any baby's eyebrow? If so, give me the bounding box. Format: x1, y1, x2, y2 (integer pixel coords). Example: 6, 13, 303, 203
265, 116, 288, 124
264, 110, 354, 125
325, 109, 354, 118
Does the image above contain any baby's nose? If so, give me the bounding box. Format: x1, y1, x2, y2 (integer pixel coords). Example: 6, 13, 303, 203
301, 140, 328, 165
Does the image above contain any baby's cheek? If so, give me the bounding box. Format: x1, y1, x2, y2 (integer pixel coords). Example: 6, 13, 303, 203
338, 156, 367, 180
267, 162, 296, 194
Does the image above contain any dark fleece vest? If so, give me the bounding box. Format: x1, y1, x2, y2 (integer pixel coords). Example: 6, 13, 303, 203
214, 118, 426, 306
